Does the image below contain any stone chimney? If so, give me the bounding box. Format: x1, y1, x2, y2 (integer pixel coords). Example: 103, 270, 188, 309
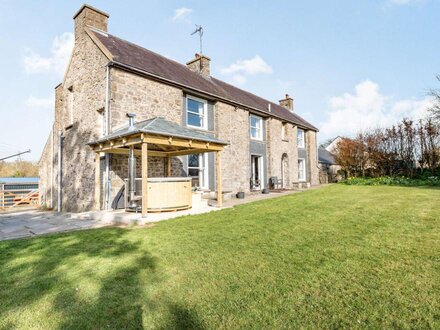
279, 94, 294, 112
186, 53, 211, 77
73, 4, 109, 40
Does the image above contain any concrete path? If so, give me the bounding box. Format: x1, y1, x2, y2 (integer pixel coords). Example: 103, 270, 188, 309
0, 210, 109, 241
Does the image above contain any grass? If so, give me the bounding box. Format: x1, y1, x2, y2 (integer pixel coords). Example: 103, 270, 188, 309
0, 185, 439, 329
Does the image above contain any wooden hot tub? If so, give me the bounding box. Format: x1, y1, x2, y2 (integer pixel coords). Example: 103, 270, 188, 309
126, 177, 192, 212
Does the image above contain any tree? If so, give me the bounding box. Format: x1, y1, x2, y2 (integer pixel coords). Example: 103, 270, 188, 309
429, 75, 440, 124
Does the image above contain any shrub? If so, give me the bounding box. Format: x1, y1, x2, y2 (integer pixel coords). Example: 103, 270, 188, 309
340, 176, 440, 187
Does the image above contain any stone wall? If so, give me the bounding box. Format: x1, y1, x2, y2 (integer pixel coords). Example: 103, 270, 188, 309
38, 129, 53, 208
306, 130, 320, 185
215, 103, 250, 192
39, 21, 108, 212
266, 118, 299, 188
110, 68, 183, 129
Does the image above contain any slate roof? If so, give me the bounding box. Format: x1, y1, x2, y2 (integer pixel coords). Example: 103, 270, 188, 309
90, 29, 317, 131
90, 117, 229, 145
318, 148, 337, 165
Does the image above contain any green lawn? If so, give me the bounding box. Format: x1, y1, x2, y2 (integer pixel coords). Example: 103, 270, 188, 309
1, 185, 439, 329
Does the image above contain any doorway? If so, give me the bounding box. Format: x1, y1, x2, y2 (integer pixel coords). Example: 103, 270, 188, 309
251, 155, 264, 190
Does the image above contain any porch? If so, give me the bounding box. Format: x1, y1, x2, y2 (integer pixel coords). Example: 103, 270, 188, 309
88, 116, 229, 217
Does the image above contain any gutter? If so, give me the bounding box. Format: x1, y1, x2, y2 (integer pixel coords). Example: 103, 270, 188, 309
108, 61, 318, 132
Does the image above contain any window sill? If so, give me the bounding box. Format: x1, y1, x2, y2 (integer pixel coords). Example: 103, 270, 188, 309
187, 124, 209, 132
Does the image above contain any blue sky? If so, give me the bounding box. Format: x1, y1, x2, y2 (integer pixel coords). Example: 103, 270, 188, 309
0, 0, 439, 161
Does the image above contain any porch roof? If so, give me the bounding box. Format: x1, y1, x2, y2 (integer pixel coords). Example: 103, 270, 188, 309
88, 117, 228, 156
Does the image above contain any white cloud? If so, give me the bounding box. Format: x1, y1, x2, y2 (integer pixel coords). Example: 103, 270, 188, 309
221, 55, 272, 76
25, 95, 54, 110
172, 8, 192, 22
24, 32, 74, 75
221, 55, 272, 84
319, 80, 432, 139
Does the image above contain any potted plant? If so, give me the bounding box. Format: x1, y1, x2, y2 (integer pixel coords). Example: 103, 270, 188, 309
236, 186, 245, 199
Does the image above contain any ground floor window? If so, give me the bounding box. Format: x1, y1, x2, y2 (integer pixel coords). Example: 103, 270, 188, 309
298, 158, 306, 181
188, 153, 209, 189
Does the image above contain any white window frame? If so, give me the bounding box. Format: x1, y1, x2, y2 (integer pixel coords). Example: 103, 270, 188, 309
250, 115, 263, 141
187, 153, 209, 190
186, 95, 208, 130
297, 129, 305, 148
298, 158, 306, 182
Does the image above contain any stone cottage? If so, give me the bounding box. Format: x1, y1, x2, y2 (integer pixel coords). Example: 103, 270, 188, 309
39, 4, 319, 214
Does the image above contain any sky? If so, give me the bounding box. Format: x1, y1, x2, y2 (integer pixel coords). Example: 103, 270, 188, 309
0, 0, 439, 161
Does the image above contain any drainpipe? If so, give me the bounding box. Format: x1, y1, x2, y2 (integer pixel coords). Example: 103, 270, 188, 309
104, 64, 111, 209
127, 114, 137, 209
57, 129, 63, 212
50, 127, 54, 209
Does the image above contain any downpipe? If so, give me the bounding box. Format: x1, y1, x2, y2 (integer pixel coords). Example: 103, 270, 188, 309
57, 129, 63, 212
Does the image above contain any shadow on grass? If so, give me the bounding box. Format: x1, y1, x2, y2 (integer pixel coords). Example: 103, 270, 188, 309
0, 227, 204, 329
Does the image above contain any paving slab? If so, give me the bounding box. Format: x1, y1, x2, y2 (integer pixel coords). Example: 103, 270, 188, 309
0, 210, 111, 241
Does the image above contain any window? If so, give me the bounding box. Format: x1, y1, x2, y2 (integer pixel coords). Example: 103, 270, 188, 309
188, 153, 209, 189
97, 108, 105, 137
298, 158, 306, 181
297, 129, 305, 148
281, 123, 288, 140
250, 115, 263, 140
186, 96, 207, 129
68, 86, 74, 126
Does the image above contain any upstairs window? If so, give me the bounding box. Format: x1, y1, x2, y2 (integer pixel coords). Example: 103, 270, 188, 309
68, 86, 74, 126
281, 123, 288, 141
297, 129, 305, 148
187, 96, 207, 129
250, 115, 263, 140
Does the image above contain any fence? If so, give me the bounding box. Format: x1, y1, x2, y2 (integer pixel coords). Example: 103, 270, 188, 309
0, 180, 39, 211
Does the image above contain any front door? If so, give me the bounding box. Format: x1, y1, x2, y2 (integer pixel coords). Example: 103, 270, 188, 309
251, 155, 263, 190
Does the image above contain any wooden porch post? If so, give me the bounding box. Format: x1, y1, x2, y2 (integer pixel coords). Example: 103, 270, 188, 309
142, 142, 148, 217
94, 153, 101, 210
216, 150, 222, 208
167, 156, 172, 177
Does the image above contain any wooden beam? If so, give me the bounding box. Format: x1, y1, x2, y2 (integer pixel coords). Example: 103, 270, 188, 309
94, 153, 101, 210
216, 151, 222, 208
167, 156, 171, 177
141, 142, 148, 218
167, 148, 207, 157
104, 147, 166, 157
143, 135, 224, 151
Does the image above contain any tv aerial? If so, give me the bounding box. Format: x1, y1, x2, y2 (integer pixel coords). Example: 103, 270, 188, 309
191, 25, 204, 55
